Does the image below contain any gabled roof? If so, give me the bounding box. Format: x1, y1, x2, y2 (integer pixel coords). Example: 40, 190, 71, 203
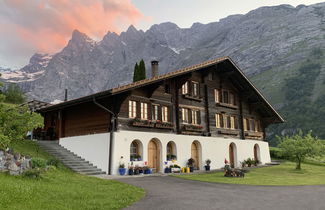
39, 56, 284, 123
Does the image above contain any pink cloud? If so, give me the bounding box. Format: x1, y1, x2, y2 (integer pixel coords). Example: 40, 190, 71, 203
0, 0, 145, 54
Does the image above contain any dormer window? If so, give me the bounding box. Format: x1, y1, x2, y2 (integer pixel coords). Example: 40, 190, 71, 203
181, 82, 189, 94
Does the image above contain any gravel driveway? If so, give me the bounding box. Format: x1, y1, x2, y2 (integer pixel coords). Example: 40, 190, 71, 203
118, 176, 325, 210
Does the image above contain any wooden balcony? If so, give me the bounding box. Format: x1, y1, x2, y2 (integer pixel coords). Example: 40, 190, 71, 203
217, 128, 240, 136
131, 119, 155, 128
182, 124, 203, 132
245, 131, 264, 139
155, 122, 174, 129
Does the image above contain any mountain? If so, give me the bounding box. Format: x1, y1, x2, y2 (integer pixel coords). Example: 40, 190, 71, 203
1, 2, 325, 141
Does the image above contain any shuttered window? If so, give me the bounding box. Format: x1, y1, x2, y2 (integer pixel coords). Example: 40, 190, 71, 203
128, 100, 137, 118
181, 108, 189, 123
162, 106, 169, 122
192, 110, 198, 125
230, 116, 235, 129
140, 102, 148, 120
182, 82, 188, 94
152, 104, 159, 121
214, 89, 220, 103
215, 113, 222, 128
192, 82, 199, 96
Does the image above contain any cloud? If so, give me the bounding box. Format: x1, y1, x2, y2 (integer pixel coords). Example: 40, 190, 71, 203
0, 0, 145, 68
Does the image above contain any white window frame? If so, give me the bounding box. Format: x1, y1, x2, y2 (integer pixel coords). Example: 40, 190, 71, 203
215, 113, 221, 128
214, 89, 220, 103
230, 116, 235, 130
192, 110, 199, 125
192, 81, 199, 97
181, 108, 189, 123
152, 104, 159, 121
182, 82, 188, 94
162, 106, 168, 122
128, 100, 137, 118
140, 102, 148, 120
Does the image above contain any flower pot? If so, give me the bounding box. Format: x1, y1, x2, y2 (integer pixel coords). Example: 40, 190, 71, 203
189, 167, 194, 172
164, 168, 171, 173
118, 168, 126, 175
139, 169, 143, 174
144, 169, 151, 174
134, 169, 139, 175
128, 169, 134, 175
205, 165, 210, 171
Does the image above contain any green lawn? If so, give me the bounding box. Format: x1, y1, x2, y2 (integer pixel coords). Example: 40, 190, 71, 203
175, 162, 325, 186
0, 140, 144, 210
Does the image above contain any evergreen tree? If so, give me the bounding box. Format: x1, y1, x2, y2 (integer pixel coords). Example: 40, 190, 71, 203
138, 59, 146, 81
4, 83, 25, 104
133, 62, 139, 82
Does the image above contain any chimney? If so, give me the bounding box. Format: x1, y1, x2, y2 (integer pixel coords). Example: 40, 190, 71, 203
64, 89, 68, 101
151, 60, 159, 77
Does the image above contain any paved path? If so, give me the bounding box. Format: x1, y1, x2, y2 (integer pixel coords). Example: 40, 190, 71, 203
117, 176, 325, 210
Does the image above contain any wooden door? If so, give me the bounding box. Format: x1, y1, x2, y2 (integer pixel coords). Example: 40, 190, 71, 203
229, 144, 235, 168
191, 142, 199, 169
148, 140, 159, 172
254, 145, 258, 162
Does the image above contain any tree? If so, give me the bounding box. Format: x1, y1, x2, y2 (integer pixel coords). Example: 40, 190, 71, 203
138, 59, 146, 81
277, 131, 325, 169
133, 62, 139, 82
0, 74, 43, 149
4, 83, 25, 104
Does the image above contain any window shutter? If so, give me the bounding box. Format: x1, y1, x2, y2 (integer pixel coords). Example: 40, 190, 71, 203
188, 109, 192, 124
197, 111, 201, 124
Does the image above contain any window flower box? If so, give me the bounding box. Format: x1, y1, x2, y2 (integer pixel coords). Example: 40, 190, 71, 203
182, 124, 203, 132
245, 131, 264, 139
218, 129, 240, 136
155, 121, 174, 129
131, 119, 155, 128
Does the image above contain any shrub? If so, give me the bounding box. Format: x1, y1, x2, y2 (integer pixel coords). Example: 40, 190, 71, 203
47, 158, 60, 168
269, 147, 286, 159
22, 168, 43, 179
31, 157, 47, 169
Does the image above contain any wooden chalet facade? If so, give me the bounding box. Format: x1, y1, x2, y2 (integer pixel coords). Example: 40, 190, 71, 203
38, 57, 284, 174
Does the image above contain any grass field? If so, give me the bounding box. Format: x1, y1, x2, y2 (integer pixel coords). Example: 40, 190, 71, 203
0, 140, 144, 210
175, 162, 325, 186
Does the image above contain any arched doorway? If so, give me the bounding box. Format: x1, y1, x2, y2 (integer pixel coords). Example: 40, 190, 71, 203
254, 144, 260, 163
191, 141, 201, 170
229, 143, 237, 168
148, 139, 161, 173
166, 141, 177, 161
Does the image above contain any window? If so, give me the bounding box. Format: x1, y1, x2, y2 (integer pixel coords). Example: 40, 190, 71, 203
192, 82, 199, 96
130, 140, 142, 161
162, 106, 169, 122
222, 91, 229, 104
128, 100, 137, 118
215, 113, 222, 128
192, 110, 199, 125
208, 72, 213, 81
181, 108, 189, 123
230, 116, 236, 129
249, 119, 255, 132
152, 104, 159, 121
215, 89, 220, 103
166, 141, 177, 160
182, 82, 188, 94
229, 93, 236, 105
255, 120, 261, 132
130, 141, 138, 156
140, 102, 148, 120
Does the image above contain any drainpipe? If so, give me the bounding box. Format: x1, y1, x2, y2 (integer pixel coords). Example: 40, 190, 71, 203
93, 97, 115, 175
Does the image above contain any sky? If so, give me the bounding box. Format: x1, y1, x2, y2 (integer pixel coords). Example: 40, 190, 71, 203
0, 0, 323, 69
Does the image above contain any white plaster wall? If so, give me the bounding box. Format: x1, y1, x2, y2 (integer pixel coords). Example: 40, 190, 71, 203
59, 133, 110, 173
112, 130, 271, 175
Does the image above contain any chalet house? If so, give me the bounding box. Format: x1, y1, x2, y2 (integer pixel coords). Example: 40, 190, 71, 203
38, 57, 284, 175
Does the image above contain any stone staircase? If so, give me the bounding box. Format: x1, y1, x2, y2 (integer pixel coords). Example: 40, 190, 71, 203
37, 141, 105, 175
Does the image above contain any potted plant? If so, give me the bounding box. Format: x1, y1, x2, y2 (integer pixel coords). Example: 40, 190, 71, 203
128, 166, 134, 175
166, 154, 172, 161
204, 159, 211, 171
187, 158, 195, 172
171, 154, 177, 160
118, 163, 126, 175
134, 166, 140, 175
138, 166, 144, 174
245, 158, 253, 167
164, 166, 171, 173
143, 166, 151, 174
171, 164, 181, 173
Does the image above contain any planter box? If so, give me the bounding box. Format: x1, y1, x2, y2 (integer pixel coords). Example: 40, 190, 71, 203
245, 131, 264, 139
132, 121, 155, 128
218, 129, 240, 136
182, 124, 203, 132
171, 168, 181, 173
155, 123, 174, 129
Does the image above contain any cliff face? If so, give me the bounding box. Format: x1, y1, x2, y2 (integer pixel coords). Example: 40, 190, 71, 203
1, 3, 325, 104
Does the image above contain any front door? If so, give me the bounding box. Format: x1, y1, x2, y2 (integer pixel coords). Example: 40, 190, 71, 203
229, 144, 235, 168
148, 140, 159, 172
191, 142, 199, 169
